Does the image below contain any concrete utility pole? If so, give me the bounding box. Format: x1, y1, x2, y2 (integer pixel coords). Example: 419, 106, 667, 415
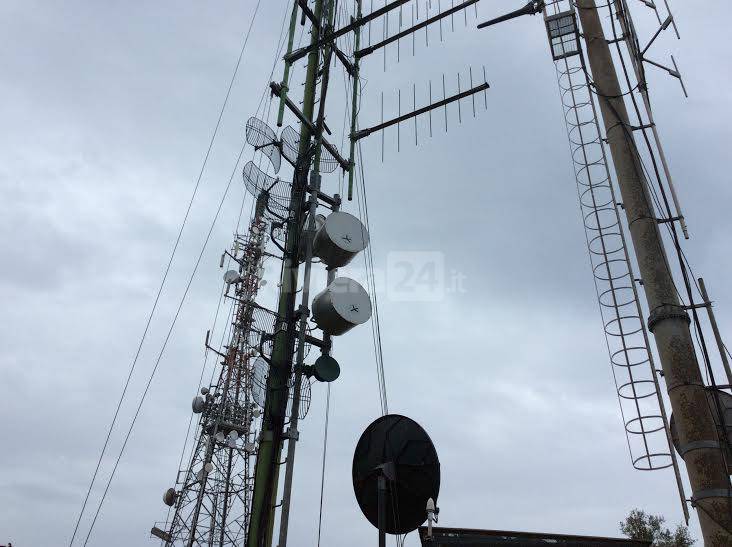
575, 1, 732, 544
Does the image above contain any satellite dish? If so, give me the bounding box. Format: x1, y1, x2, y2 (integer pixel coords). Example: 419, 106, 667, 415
224, 270, 240, 284
242, 161, 292, 214
215, 431, 225, 442
163, 488, 177, 507
281, 125, 340, 173
251, 357, 269, 408
200, 387, 210, 395
287, 377, 312, 419
249, 356, 310, 417
245, 117, 282, 173
204, 462, 214, 473
312, 278, 372, 336
192, 396, 206, 414
352, 414, 440, 535
312, 354, 341, 383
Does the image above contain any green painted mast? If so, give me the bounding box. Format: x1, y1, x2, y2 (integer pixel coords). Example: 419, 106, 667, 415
246, 1, 327, 546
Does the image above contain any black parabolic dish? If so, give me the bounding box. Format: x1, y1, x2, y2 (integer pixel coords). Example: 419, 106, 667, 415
352, 414, 440, 535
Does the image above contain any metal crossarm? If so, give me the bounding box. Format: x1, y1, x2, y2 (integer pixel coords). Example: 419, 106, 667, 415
270, 81, 350, 171
285, 0, 410, 64
356, 0, 481, 58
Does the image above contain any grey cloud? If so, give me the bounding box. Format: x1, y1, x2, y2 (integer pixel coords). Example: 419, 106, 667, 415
2, 1, 729, 546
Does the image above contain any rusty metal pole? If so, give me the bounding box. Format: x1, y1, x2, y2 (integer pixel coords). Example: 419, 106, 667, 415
575, 1, 732, 544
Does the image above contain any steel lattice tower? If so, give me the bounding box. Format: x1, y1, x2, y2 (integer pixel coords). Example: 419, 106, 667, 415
152, 193, 270, 546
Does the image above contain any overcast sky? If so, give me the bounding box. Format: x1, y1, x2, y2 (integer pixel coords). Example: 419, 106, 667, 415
2, 1, 731, 546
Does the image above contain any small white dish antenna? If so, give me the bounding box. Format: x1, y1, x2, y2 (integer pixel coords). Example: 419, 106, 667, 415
163, 488, 177, 507
224, 270, 240, 284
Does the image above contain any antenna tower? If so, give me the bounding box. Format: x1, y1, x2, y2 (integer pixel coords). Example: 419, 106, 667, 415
151, 2, 491, 547
480, 0, 732, 544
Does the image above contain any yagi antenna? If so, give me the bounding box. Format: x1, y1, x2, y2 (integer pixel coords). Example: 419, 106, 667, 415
357, 0, 481, 59
351, 67, 490, 169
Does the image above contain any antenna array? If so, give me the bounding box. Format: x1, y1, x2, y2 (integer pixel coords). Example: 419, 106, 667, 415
151, 193, 272, 546
154, 2, 493, 546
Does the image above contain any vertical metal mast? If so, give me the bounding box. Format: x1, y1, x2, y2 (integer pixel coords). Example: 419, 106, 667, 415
155, 3, 492, 546
246, 1, 328, 546
276, 0, 339, 543
576, 1, 732, 543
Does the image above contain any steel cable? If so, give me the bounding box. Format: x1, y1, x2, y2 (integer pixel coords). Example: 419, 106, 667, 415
68, 3, 263, 544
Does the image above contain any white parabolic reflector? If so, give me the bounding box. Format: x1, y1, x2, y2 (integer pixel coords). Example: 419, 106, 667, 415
312, 277, 372, 336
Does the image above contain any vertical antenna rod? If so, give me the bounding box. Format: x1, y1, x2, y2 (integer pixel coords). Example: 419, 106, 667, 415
576, 2, 732, 543
277, 0, 338, 543
348, 0, 365, 200
277, 2, 301, 127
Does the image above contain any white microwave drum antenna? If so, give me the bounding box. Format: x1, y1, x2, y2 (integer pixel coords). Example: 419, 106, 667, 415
312, 278, 372, 336
224, 270, 241, 284
313, 212, 370, 268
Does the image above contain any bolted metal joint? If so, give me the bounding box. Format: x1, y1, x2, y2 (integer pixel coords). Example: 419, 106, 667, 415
647, 303, 690, 333
295, 305, 310, 319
